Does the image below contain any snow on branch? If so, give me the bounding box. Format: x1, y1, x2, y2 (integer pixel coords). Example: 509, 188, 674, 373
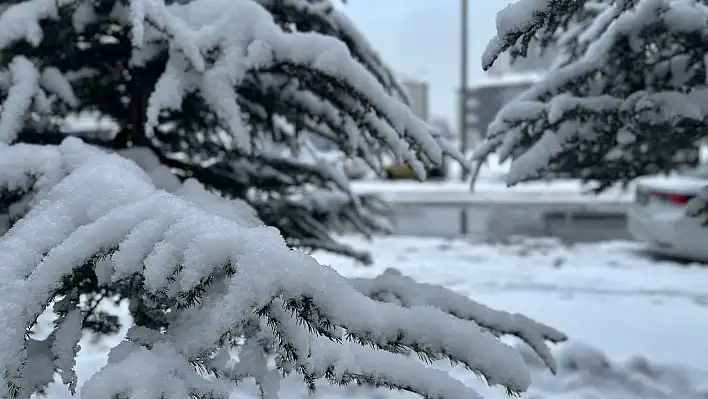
349, 268, 567, 374
244, 72, 409, 172
263, 298, 477, 397
0, 0, 465, 179
8, 126, 384, 263
254, 0, 408, 102
0, 138, 530, 398
483, 0, 584, 70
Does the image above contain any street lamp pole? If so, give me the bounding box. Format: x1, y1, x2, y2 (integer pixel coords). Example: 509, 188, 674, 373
459, 0, 469, 236
459, 0, 469, 167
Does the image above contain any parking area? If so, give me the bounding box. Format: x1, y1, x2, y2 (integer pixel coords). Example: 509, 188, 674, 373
379, 201, 631, 243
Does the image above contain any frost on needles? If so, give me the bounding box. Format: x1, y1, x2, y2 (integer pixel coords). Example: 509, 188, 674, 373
0, 0, 566, 397
477, 0, 708, 202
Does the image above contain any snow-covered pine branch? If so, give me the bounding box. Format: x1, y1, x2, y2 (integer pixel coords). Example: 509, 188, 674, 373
0, 0, 462, 267
0, 138, 540, 398
482, 0, 585, 71
477, 0, 708, 193
0, 0, 566, 397
253, 0, 409, 103
348, 268, 567, 372
10, 126, 384, 266
151, 132, 388, 264
0, 0, 462, 174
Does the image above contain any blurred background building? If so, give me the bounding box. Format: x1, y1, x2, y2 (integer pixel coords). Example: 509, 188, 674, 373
402, 80, 430, 122
459, 72, 543, 150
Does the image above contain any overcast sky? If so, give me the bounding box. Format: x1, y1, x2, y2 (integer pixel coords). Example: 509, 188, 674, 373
341, 0, 514, 126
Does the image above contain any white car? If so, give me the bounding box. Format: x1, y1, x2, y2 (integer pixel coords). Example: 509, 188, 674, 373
627, 166, 708, 261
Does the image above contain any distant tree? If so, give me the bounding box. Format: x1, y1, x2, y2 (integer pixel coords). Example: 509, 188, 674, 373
476, 0, 705, 190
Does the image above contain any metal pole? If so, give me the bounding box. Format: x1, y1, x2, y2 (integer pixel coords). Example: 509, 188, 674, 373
459, 0, 469, 169
459, 0, 469, 236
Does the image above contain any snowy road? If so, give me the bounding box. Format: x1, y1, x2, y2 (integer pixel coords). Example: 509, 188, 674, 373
42, 236, 708, 399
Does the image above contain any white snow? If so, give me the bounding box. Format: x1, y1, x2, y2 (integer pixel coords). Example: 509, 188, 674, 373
0, 56, 39, 143
39, 234, 708, 399
4, 0, 706, 397
350, 179, 634, 205
314, 236, 708, 399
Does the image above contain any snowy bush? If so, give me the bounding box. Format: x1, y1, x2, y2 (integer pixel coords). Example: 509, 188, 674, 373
476, 0, 708, 193
0, 0, 567, 397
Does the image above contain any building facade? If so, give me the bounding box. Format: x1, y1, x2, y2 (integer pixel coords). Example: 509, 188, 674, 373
458, 72, 543, 152
401, 80, 430, 122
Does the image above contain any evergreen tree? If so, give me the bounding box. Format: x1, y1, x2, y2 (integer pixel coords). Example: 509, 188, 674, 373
0, 0, 565, 397
476, 0, 706, 191
1, 0, 457, 335
13, 0, 415, 261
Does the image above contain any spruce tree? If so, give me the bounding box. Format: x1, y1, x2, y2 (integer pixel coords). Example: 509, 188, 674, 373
13, 0, 413, 261
0, 0, 565, 397
2, 0, 450, 335
476, 0, 707, 191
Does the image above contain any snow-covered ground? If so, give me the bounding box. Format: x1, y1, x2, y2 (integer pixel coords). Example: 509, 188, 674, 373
354, 154, 634, 203
41, 236, 708, 399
